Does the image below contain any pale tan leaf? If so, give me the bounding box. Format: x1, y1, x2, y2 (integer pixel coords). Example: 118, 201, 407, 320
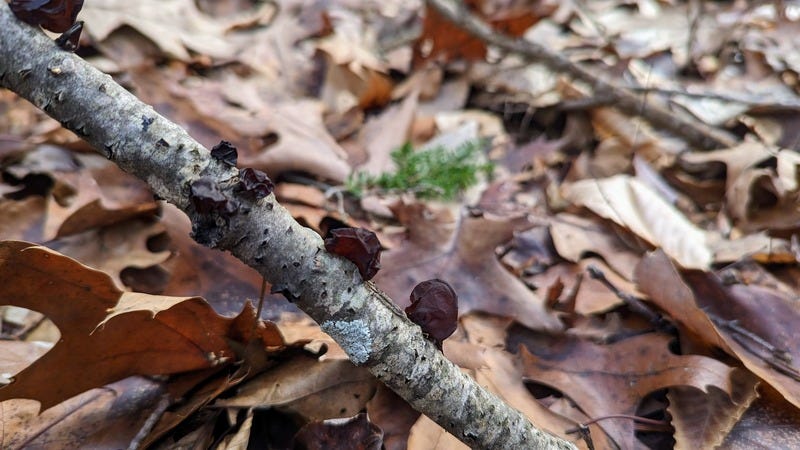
562, 174, 712, 268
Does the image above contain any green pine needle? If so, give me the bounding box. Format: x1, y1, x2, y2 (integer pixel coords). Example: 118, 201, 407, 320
346, 139, 493, 200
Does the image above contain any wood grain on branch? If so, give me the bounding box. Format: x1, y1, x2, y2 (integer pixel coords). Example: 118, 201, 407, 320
0, 3, 576, 449
427, 0, 739, 150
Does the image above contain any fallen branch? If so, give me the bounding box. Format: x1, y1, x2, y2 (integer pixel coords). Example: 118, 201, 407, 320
427, 0, 739, 150
0, 4, 575, 449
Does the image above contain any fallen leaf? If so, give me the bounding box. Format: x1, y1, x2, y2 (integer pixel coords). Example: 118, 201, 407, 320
0, 377, 165, 450
562, 174, 712, 269
217, 355, 377, 421
0, 241, 283, 410
374, 203, 562, 331
47, 219, 170, 289
635, 251, 800, 410
515, 331, 757, 449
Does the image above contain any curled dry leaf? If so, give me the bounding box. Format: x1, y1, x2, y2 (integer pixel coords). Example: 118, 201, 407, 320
405, 279, 458, 350
10, 0, 83, 33
561, 174, 712, 269
324, 227, 382, 281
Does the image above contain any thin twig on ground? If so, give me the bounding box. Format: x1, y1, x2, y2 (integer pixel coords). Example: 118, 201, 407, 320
426, 0, 740, 150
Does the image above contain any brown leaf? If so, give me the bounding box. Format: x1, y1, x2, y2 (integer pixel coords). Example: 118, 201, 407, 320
635, 251, 800, 410
47, 219, 170, 289
668, 370, 757, 450
447, 314, 602, 449
0, 377, 165, 449
217, 356, 377, 421
562, 174, 712, 269
413, 1, 549, 66
374, 203, 562, 331
0, 241, 283, 410
516, 331, 754, 449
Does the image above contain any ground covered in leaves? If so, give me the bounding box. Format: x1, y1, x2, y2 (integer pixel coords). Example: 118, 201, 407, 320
2, 0, 800, 448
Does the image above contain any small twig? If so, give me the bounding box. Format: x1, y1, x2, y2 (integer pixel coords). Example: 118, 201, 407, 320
707, 313, 800, 381
426, 0, 739, 150
127, 394, 172, 450
626, 85, 800, 111
586, 265, 672, 332
566, 414, 671, 435
250, 277, 268, 340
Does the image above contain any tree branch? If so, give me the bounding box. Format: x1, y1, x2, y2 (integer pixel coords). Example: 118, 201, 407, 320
427, 0, 739, 150
0, 4, 575, 449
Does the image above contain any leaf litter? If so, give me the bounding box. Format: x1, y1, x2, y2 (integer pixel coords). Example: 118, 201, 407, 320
3, 0, 800, 448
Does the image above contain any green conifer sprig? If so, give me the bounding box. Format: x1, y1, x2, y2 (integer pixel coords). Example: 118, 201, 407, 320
346, 139, 493, 200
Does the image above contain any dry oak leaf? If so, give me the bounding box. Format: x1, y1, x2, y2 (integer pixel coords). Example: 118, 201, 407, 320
373, 203, 562, 331
0, 241, 283, 410
636, 251, 800, 410
517, 332, 758, 450
561, 174, 712, 269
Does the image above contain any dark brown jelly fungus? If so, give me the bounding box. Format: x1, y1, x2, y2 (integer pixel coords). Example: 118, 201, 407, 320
10, 0, 85, 33
54, 20, 82, 52
211, 140, 238, 167
237, 168, 274, 200
324, 228, 382, 281
189, 177, 236, 217
405, 279, 458, 350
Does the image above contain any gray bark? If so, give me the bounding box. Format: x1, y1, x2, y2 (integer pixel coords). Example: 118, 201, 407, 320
0, 4, 576, 449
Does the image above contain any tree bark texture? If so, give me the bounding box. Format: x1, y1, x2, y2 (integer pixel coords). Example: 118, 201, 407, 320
0, 4, 576, 450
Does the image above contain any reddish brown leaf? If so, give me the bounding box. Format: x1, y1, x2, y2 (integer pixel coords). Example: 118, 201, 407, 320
405, 279, 458, 350
324, 227, 382, 281
413, 0, 551, 66
0, 241, 283, 410
10, 0, 83, 33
